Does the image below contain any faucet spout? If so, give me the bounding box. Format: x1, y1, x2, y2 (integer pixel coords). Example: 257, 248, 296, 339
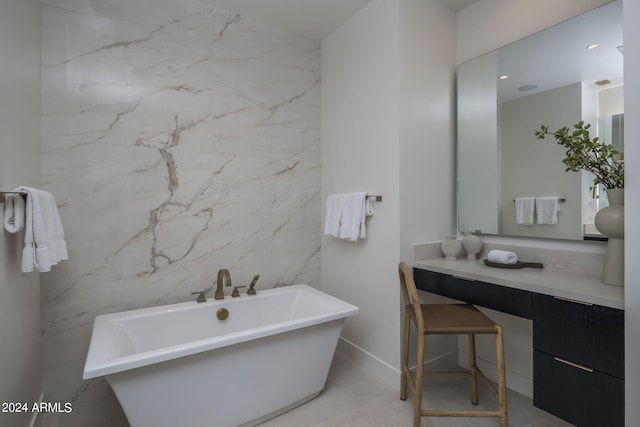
247, 274, 260, 295
215, 269, 232, 300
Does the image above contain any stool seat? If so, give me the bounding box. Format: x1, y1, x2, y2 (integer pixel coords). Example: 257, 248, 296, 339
398, 262, 508, 427
415, 303, 500, 335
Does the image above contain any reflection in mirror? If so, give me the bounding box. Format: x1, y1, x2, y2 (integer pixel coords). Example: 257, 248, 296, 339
457, 0, 622, 241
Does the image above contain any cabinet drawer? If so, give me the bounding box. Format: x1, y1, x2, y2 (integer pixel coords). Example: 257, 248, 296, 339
534, 350, 623, 427
533, 294, 624, 378
413, 268, 532, 319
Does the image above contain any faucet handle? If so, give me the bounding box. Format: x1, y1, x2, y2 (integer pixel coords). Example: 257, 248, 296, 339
231, 286, 246, 297
191, 291, 207, 303
247, 274, 260, 295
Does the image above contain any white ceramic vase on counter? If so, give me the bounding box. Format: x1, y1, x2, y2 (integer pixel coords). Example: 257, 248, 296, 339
462, 232, 483, 260
595, 188, 624, 286
441, 236, 462, 260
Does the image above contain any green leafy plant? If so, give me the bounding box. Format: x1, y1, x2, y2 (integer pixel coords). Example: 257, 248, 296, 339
534, 120, 624, 189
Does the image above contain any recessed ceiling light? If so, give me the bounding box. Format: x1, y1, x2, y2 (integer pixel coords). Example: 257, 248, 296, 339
499, 75, 509, 80
587, 43, 600, 50
517, 84, 538, 92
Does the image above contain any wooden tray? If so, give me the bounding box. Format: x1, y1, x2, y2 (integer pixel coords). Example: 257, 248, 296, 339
483, 259, 543, 269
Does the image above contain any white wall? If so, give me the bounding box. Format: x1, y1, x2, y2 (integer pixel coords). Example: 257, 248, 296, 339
321, 0, 456, 386
399, 0, 458, 374
321, 0, 402, 385
0, 1, 42, 426
623, 0, 640, 424
399, 0, 456, 261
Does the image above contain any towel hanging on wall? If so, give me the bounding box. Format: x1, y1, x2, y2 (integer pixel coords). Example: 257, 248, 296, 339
515, 197, 535, 225
536, 196, 560, 225
324, 194, 342, 238
324, 192, 376, 241
13, 186, 68, 273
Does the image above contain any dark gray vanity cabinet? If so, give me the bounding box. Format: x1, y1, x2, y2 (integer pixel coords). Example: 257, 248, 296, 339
532, 294, 624, 427
413, 267, 625, 427
412, 268, 532, 318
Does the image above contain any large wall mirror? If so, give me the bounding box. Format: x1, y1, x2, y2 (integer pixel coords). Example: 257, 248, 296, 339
457, 0, 623, 240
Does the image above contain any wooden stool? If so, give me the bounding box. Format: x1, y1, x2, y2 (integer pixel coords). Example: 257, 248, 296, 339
398, 262, 508, 427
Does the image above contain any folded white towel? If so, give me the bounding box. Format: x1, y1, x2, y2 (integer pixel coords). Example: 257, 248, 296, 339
536, 196, 559, 225
14, 186, 68, 272
487, 249, 518, 265
339, 192, 367, 241
324, 192, 375, 241
324, 194, 342, 238
360, 196, 375, 239
3, 194, 25, 233
515, 197, 535, 225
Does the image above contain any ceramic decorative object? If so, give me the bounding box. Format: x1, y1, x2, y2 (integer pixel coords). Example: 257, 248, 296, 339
441, 236, 462, 260
595, 188, 624, 286
461, 232, 483, 260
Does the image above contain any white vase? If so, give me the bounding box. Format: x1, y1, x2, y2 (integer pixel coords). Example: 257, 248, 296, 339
594, 188, 624, 286
462, 232, 483, 260
441, 236, 462, 260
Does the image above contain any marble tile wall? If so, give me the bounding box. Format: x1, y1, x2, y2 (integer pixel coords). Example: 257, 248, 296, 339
40, 1, 320, 425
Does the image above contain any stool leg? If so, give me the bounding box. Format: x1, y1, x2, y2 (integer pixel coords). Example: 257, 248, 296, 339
413, 332, 425, 427
468, 333, 479, 405
401, 313, 410, 400
495, 325, 508, 427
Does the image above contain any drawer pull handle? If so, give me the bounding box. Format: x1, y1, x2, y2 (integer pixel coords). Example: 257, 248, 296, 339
553, 357, 594, 373
451, 275, 475, 282
553, 296, 593, 306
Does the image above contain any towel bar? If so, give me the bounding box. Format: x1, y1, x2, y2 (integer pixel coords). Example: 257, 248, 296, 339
513, 197, 565, 203
0, 191, 27, 203
367, 195, 382, 202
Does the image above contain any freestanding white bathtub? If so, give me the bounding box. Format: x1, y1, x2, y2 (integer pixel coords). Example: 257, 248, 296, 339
83, 284, 358, 427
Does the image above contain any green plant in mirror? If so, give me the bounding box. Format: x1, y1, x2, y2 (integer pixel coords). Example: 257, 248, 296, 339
534, 120, 624, 189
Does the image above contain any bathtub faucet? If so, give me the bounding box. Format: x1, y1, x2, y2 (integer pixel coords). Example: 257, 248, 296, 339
215, 269, 232, 300
247, 275, 260, 295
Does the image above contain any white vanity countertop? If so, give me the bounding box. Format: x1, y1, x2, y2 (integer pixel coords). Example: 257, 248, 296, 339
414, 258, 624, 310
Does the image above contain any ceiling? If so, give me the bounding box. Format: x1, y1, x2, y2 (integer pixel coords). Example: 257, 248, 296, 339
203, 0, 478, 41
438, 0, 478, 13
202, 0, 371, 41
496, 0, 623, 103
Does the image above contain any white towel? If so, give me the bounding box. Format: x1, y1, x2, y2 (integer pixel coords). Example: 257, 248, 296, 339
14, 186, 68, 272
324, 192, 375, 241
3, 194, 25, 233
324, 194, 342, 238
487, 249, 518, 265
515, 197, 535, 225
339, 192, 367, 241
536, 196, 559, 225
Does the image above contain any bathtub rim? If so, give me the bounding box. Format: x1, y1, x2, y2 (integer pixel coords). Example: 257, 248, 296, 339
83, 284, 358, 379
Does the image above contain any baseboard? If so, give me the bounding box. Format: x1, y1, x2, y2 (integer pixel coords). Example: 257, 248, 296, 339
336, 335, 532, 399
335, 337, 460, 391
28, 392, 44, 427
336, 337, 401, 389
458, 350, 533, 398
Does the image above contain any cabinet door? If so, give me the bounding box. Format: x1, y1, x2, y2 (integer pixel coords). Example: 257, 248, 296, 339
534, 351, 624, 427
533, 294, 624, 378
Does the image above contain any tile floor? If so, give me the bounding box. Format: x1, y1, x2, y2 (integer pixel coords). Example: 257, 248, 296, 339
259, 353, 573, 427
